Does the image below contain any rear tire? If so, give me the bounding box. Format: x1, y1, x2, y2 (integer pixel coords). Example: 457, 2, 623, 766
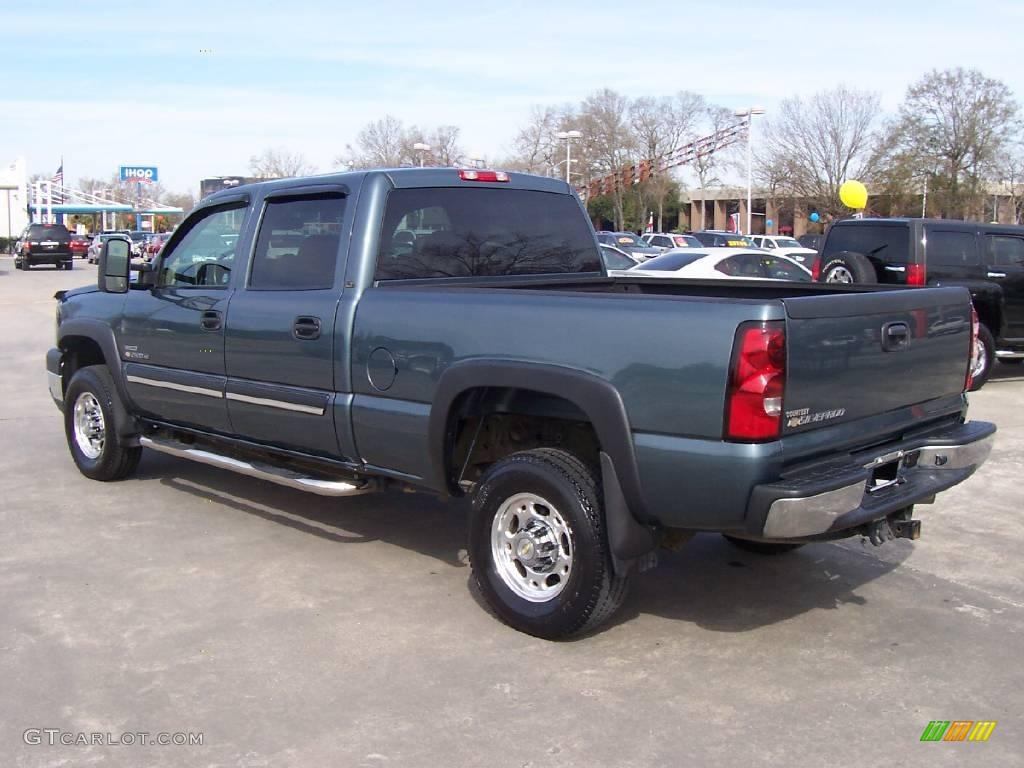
469, 448, 629, 640
818, 251, 876, 284
64, 365, 141, 481
969, 325, 995, 391
723, 535, 805, 555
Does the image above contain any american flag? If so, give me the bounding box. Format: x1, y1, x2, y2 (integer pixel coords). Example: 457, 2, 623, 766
50, 162, 64, 203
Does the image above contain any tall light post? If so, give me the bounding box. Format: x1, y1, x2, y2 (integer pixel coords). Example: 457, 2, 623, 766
734, 107, 765, 235
413, 142, 431, 167
555, 130, 583, 184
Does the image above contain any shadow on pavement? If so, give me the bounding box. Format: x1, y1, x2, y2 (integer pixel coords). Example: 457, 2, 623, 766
137, 450, 908, 634
986, 362, 1024, 384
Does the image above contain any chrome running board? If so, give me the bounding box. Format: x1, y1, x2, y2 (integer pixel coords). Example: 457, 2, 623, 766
140, 436, 377, 497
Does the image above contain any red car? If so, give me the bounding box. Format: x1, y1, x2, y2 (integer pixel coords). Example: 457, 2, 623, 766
146, 232, 172, 257
70, 235, 90, 258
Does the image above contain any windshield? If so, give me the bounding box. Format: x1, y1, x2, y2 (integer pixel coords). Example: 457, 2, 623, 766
613, 233, 643, 247
600, 246, 637, 270
774, 237, 802, 248
637, 252, 706, 271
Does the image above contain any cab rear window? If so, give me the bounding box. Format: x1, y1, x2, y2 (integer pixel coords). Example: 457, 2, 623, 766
375, 188, 601, 280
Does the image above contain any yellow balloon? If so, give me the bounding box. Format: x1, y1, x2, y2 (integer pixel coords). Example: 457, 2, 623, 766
839, 180, 868, 209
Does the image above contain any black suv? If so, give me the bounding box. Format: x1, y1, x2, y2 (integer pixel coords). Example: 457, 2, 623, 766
15, 223, 73, 270
691, 231, 757, 248
818, 218, 1024, 388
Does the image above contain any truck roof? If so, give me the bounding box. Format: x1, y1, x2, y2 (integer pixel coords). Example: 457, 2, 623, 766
831, 217, 1024, 234
205, 168, 573, 202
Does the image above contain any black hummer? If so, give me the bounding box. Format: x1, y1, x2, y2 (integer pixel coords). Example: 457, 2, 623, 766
15, 223, 74, 270
817, 217, 1024, 389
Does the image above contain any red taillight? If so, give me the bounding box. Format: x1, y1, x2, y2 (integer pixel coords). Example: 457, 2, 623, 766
458, 169, 510, 182
966, 306, 980, 391
725, 321, 786, 441
907, 263, 926, 286
810, 258, 821, 281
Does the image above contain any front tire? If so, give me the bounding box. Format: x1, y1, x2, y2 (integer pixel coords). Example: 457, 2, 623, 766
469, 448, 629, 639
64, 365, 141, 481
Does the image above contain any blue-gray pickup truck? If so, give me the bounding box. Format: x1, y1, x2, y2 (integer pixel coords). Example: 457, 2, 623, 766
47, 169, 995, 638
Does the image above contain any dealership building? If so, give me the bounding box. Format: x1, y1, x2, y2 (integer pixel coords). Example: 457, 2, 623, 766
0, 157, 29, 242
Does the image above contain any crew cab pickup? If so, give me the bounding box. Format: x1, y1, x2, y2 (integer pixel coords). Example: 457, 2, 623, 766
47, 169, 995, 639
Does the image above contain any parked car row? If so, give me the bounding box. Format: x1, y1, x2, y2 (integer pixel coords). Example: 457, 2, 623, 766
11, 225, 176, 269
598, 217, 1024, 392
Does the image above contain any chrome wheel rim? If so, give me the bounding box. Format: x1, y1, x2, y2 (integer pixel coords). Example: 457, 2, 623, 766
73, 392, 105, 460
825, 265, 853, 283
972, 337, 988, 380
490, 493, 573, 603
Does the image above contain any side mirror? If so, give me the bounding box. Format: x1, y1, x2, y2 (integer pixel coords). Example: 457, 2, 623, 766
98, 239, 131, 293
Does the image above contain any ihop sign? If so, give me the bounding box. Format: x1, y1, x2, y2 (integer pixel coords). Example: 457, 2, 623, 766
119, 166, 159, 183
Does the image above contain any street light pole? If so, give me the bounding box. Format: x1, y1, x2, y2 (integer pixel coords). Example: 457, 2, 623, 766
734, 107, 765, 235
555, 130, 583, 184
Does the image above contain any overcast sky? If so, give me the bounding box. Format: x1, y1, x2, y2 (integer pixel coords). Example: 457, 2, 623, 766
5, 0, 1023, 194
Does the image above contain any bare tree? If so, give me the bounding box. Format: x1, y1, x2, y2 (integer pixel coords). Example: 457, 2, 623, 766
691, 105, 738, 230
502, 105, 580, 177
248, 147, 317, 179
339, 115, 409, 169
631, 92, 705, 230
758, 86, 886, 219
997, 142, 1024, 224
341, 116, 464, 169
579, 88, 635, 230
426, 125, 464, 167
895, 68, 1020, 219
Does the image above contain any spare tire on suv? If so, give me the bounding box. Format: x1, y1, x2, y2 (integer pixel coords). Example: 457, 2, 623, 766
818, 251, 876, 284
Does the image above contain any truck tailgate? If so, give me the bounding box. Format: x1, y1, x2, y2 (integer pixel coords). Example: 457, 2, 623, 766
781, 287, 970, 434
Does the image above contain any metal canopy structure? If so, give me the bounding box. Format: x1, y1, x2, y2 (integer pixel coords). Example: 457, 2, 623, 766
582, 121, 748, 201
28, 182, 183, 224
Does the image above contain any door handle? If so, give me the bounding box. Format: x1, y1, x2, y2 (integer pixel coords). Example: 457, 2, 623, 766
293, 316, 321, 340
987, 271, 1006, 278
881, 321, 910, 351
200, 310, 222, 331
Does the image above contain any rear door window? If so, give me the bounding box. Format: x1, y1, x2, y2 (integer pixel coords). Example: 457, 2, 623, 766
987, 235, 1024, 266
824, 224, 909, 263
927, 231, 979, 267
375, 188, 601, 280
249, 194, 346, 290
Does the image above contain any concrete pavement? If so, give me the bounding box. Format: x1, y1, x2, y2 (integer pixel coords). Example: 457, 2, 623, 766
1, 257, 1021, 767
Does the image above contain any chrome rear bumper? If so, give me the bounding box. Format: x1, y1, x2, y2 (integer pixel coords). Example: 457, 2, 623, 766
754, 422, 995, 540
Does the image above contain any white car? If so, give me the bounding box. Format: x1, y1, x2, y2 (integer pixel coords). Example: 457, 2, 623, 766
749, 235, 818, 267
626, 248, 812, 281
641, 232, 703, 251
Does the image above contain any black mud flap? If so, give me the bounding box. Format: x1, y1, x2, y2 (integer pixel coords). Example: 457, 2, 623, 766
600, 451, 656, 576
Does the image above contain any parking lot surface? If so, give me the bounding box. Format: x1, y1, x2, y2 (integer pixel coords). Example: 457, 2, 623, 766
2, 258, 1022, 768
